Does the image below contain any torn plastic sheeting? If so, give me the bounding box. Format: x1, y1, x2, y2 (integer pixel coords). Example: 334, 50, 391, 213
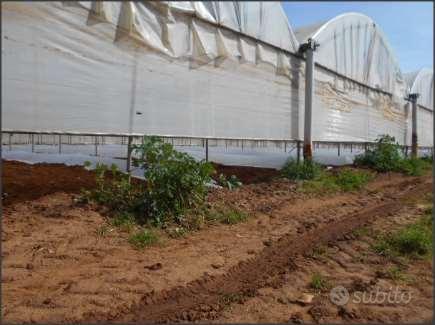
216, 29, 241, 60
191, 19, 218, 62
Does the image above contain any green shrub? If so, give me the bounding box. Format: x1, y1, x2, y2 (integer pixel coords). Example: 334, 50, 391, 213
133, 136, 215, 225
355, 134, 432, 175
281, 159, 323, 181
354, 135, 403, 172
128, 229, 159, 248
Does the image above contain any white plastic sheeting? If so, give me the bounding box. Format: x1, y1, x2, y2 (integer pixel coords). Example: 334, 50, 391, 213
403, 68, 434, 146
404, 68, 434, 111
1, 1, 302, 140
1, 2, 432, 149
294, 13, 407, 99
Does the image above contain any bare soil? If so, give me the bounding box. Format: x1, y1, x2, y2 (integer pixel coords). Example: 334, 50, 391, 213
1, 160, 433, 323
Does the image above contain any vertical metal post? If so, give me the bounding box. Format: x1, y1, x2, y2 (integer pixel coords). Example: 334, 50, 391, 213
337, 143, 341, 156
31, 134, 35, 153
410, 94, 419, 158
296, 140, 301, 164
58, 135, 62, 154
205, 138, 209, 162
9, 133, 12, 150
126, 135, 133, 173
94, 136, 98, 156
302, 39, 319, 162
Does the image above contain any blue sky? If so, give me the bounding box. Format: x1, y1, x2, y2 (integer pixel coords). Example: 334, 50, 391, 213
282, 1, 433, 73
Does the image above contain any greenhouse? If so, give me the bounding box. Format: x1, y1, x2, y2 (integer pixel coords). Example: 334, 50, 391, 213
1, 1, 433, 166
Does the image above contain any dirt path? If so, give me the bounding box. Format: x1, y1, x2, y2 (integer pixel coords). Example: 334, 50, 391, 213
217, 203, 433, 323
2, 160, 432, 323
111, 177, 431, 323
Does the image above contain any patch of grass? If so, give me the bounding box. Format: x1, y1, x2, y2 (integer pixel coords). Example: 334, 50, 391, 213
281, 159, 323, 181
334, 169, 372, 191
385, 266, 408, 282
301, 169, 372, 194
128, 229, 159, 249
111, 212, 136, 232
399, 158, 432, 176
373, 214, 432, 259
353, 226, 370, 238
310, 273, 329, 291
205, 205, 248, 225
309, 245, 328, 259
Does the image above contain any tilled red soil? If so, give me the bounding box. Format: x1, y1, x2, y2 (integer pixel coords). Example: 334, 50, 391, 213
2, 160, 96, 206
1, 160, 279, 206
111, 178, 431, 323
1, 160, 432, 323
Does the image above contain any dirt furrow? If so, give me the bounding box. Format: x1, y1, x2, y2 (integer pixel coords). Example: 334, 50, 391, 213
103, 178, 430, 323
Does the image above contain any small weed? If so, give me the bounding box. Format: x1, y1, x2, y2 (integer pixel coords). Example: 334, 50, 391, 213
128, 229, 159, 249
309, 245, 328, 259
220, 293, 243, 306
95, 224, 112, 237
310, 273, 329, 291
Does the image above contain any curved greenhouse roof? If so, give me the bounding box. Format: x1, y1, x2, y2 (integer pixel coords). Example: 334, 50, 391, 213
294, 12, 406, 97
71, 1, 299, 56
404, 68, 434, 110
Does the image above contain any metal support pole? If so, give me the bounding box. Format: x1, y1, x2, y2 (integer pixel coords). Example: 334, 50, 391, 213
94, 136, 98, 156
301, 39, 319, 162
338, 143, 341, 156
58, 135, 62, 154
9, 133, 12, 150
31, 134, 35, 153
410, 94, 419, 158
205, 138, 209, 162
126, 136, 133, 173
296, 140, 301, 164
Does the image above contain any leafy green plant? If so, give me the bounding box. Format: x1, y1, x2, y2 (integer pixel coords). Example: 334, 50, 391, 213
354, 135, 432, 175
128, 229, 159, 248
354, 135, 403, 172
281, 159, 323, 181
217, 173, 242, 190
132, 136, 215, 225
